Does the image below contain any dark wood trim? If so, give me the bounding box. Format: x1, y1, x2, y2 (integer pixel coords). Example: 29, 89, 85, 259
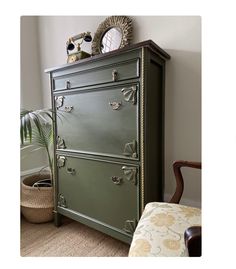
184, 226, 202, 257
45, 40, 170, 73
169, 161, 201, 204
169, 161, 201, 256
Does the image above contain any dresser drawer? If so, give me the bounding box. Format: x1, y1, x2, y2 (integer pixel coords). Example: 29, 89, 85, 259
55, 83, 139, 159
57, 155, 138, 234
53, 58, 139, 91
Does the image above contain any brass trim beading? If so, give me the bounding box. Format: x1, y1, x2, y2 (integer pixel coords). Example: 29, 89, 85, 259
140, 48, 145, 212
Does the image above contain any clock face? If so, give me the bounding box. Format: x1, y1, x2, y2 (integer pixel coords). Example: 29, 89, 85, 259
67, 54, 78, 63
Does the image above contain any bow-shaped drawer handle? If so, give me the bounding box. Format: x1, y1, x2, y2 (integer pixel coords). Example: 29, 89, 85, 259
66, 168, 76, 175
109, 101, 122, 110
64, 106, 73, 113
110, 176, 123, 185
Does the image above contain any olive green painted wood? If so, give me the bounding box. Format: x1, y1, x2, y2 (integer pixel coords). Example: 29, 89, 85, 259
57, 156, 138, 233
57, 206, 132, 244
55, 148, 139, 166
143, 48, 165, 204
46, 49, 141, 76
53, 58, 139, 91
46, 40, 170, 244
55, 84, 139, 159
53, 210, 61, 227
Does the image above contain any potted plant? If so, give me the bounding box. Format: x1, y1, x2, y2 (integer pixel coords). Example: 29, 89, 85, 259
20, 108, 54, 223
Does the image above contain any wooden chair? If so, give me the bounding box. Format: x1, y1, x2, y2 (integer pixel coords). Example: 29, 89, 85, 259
184, 226, 202, 257
128, 161, 201, 257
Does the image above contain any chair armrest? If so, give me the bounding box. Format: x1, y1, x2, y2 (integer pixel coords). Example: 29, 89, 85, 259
184, 226, 202, 257
169, 161, 201, 204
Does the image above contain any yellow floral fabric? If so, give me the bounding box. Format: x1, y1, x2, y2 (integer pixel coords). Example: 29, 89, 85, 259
128, 202, 201, 257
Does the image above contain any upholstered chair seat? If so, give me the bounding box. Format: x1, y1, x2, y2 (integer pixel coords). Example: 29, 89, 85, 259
128, 202, 201, 257
128, 161, 202, 257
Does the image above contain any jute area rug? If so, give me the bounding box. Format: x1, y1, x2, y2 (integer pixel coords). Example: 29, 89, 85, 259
21, 217, 129, 257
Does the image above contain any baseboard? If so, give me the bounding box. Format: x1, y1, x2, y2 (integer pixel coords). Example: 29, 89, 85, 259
20, 166, 48, 178
164, 193, 201, 208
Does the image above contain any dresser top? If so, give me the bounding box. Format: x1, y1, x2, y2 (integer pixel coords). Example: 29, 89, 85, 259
45, 40, 170, 73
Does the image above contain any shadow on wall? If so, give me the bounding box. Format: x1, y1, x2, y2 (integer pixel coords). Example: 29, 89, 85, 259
164, 49, 201, 208
21, 146, 48, 177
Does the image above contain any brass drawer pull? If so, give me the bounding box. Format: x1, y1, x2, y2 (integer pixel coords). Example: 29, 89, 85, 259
109, 101, 122, 110
111, 176, 122, 185
112, 69, 118, 82
64, 106, 73, 113
66, 80, 71, 90
66, 168, 76, 175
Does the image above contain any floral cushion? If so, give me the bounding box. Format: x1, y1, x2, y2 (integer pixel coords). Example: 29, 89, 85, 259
128, 202, 201, 257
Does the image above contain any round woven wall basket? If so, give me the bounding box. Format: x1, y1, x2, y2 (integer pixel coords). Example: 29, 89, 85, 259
21, 173, 54, 223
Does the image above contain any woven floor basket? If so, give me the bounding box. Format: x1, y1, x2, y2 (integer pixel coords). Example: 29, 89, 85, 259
21, 173, 54, 223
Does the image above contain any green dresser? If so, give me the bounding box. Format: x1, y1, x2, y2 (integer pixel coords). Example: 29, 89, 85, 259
46, 40, 170, 244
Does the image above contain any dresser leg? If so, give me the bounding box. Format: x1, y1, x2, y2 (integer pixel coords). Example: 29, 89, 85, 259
53, 211, 62, 227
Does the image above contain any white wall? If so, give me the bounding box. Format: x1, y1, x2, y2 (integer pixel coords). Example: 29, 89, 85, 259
22, 16, 201, 207
20, 16, 47, 174
38, 16, 107, 107
131, 16, 201, 207
21, 16, 43, 109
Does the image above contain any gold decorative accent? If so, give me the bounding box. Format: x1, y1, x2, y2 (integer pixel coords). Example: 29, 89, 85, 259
140, 48, 145, 212
55, 96, 73, 112
92, 16, 132, 55
57, 155, 66, 168
122, 166, 137, 185
58, 194, 67, 208
56, 136, 66, 149
55, 96, 64, 109
123, 140, 137, 158
121, 86, 137, 105
123, 219, 137, 234
67, 51, 91, 63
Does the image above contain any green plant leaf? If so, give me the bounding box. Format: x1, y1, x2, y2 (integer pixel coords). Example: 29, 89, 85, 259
20, 107, 59, 179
